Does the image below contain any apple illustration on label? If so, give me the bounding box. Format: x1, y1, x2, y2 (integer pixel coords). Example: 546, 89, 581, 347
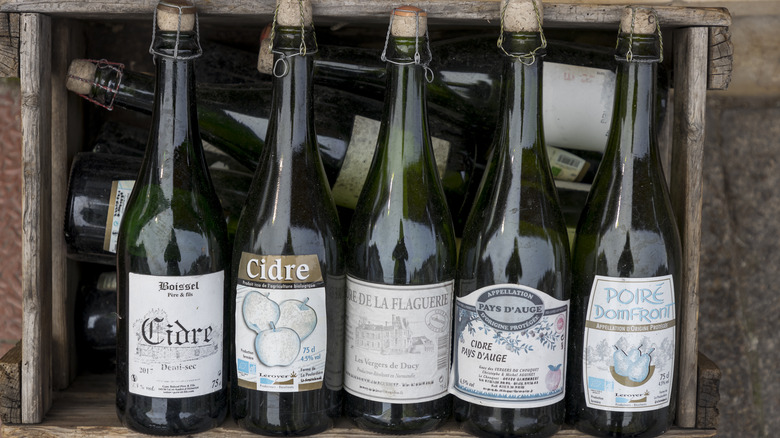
545, 364, 563, 391
276, 297, 318, 341
243, 290, 280, 333
255, 322, 301, 367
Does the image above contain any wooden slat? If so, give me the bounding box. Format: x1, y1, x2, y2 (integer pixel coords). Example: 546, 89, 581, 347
670, 26, 708, 429
20, 12, 52, 424
696, 352, 720, 429
50, 18, 84, 392
0, 1, 731, 28
0, 341, 22, 424
0, 373, 717, 437
707, 26, 732, 90
0, 13, 19, 77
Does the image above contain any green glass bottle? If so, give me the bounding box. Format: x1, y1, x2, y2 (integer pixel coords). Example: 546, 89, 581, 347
115, 1, 228, 434
343, 7, 457, 434
566, 7, 682, 438
229, 0, 344, 435
450, 1, 570, 437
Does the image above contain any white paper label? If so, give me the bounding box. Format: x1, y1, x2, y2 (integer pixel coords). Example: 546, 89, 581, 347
104, 180, 135, 253
450, 284, 569, 408
546, 146, 588, 182
331, 115, 451, 209
344, 276, 453, 404
234, 253, 328, 393
543, 62, 615, 153
128, 271, 225, 398
583, 275, 676, 412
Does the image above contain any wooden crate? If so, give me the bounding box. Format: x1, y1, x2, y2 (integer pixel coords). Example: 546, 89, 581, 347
0, 1, 731, 435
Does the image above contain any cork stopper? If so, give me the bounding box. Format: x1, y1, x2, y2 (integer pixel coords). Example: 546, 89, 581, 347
156, 0, 196, 32
391, 6, 427, 37
276, 0, 313, 27
257, 24, 273, 75
65, 60, 98, 95
620, 7, 657, 35
501, 0, 543, 32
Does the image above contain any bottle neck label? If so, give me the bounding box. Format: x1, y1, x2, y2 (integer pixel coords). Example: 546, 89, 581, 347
344, 275, 453, 403
104, 180, 135, 254
449, 284, 569, 408
331, 115, 451, 209
582, 275, 676, 412
127, 271, 225, 398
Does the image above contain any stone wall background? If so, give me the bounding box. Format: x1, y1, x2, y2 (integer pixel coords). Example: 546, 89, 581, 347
0, 2, 779, 436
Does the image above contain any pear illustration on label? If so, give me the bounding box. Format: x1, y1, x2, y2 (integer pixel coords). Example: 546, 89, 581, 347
611, 345, 655, 387
255, 322, 301, 367
243, 290, 281, 333
276, 297, 318, 341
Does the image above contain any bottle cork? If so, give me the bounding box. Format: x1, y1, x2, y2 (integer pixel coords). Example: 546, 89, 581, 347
156, 0, 196, 32
257, 24, 273, 75
276, 0, 313, 27
390, 6, 427, 38
66, 60, 98, 95
501, 0, 543, 33
620, 7, 657, 35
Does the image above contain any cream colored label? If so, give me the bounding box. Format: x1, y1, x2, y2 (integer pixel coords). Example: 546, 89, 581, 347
332, 115, 451, 209
546, 146, 589, 182
344, 276, 453, 404
103, 180, 134, 253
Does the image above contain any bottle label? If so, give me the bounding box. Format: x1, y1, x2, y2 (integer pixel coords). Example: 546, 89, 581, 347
128, 271, 224, 398
449, 284, 569, 408
582, 275, 676, 412
543, 62, 615, 153
344, 276, 453, 404
546, 146, 589, 183
234, 253, 328, 393
331, 115, 451, 209
103, 180, 135, 253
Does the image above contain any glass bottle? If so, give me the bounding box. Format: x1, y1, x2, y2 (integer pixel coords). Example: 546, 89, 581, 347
343, 7, 457, 434
115, 0, 228, 434
451, 1, 570, 437
566, 7, 682, 438
229, 0, 344, 435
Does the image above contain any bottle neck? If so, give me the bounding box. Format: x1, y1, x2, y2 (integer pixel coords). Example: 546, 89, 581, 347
607, 34, 659, 161
498, 33, 545, 160
378, 36, 432, 171
144, 32, 203, 187
89, 63, 155, 114
265, 27, 317, 161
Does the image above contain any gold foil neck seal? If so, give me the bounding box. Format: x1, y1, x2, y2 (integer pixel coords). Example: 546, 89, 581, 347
276, 0, 313, 27
156, 0, 196, 32
621, 7, 657, 35
391, 6, 427, 37
501, 0, 543, 32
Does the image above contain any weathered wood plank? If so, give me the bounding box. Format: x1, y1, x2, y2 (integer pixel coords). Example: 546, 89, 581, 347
707, 26, 732, 90
50, 17, 83, 392
20, 12, 52, 424
0, 341, 22, 424
670, 26, 708, 429
0, 13, 19, 77
0, 1, 731, 28
696, 352, 720, 429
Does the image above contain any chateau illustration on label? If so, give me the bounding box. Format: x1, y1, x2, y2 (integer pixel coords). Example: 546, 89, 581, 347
353, 315, 434, 355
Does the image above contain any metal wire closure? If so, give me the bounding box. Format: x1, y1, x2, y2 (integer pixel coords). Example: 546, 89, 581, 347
497, 0, 547, 66
149, 1, 203, 61
616, 7, 664, 64
68, 59, 124, 111
381, 8, 434, 83
269, 0, 319, 78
